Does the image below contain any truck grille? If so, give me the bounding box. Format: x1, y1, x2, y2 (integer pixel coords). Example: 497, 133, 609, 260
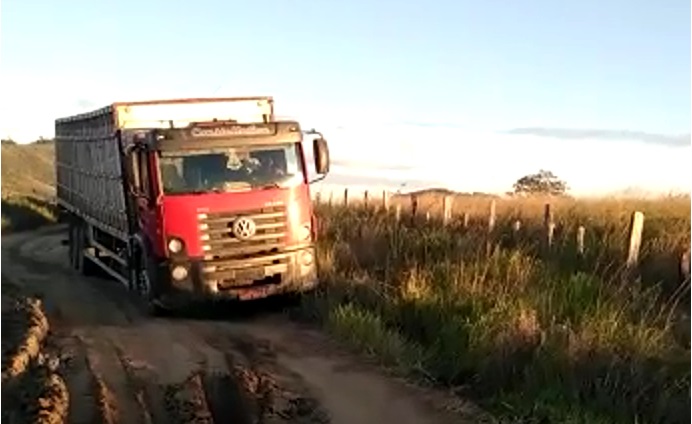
197, 203, 290, 288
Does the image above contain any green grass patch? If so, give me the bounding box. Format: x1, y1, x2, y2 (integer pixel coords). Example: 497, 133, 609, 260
299, 202, 690, 424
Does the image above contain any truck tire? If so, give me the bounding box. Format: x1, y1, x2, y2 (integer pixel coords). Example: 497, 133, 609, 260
132, 247, 167, 316
73, 221, 100, 277
68, 220, 79, 270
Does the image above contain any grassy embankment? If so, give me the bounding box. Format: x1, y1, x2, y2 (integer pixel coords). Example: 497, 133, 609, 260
1, 141, 57, 232
298, 192, 691, 424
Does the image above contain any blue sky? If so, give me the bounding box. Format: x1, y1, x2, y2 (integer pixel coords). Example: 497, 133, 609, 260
1, 0, 690, 195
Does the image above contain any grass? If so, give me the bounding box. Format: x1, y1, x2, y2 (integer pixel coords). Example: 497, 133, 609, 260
1, 141, 58, 233
298, 195, 691, 424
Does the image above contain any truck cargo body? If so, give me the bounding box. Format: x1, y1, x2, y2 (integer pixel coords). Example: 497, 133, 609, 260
55, 97, 330, 311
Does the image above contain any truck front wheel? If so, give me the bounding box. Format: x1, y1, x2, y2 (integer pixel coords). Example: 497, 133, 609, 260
132, 248, 168, 316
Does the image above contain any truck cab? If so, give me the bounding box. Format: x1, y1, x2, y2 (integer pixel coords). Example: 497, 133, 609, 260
127, 120, 330, 308
55, 96, 330, 313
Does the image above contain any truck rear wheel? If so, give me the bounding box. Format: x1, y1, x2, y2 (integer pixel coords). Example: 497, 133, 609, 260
68, 220, 79, 270
69, 219, 100, 277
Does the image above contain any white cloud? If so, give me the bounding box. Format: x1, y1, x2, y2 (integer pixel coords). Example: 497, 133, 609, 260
1, 80, 688, 196
308, 123, 690, 196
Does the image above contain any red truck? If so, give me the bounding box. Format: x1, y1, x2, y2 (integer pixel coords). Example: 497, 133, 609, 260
55, 96, 330, 314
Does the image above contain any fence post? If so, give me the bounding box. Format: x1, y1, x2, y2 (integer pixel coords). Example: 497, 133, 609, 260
426, 211, 431, 222
576, 225, 586, 257
382, 190, 389, 212
395, 204, 402, 222
442, 195, 452, 226
542, 203, 555, 253
512, 220, 522, 245
488, 200, 496, 232
410, 194, 418, 224
681, 249, 691, 284
328, 191, 333, 207
363, 190, 369, 209
626, 211, 645, 271
343, 188, 349, 206
463, 212, 470, 229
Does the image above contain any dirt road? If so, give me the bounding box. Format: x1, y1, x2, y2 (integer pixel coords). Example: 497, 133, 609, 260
2, 226, 483, 424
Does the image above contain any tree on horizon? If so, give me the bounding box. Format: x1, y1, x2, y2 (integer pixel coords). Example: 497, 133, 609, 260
512, 169, 568, 196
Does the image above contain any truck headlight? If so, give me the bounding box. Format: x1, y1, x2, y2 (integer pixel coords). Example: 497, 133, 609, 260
301, 250, 314, 266
299, 224, 311, 241
171, 265, 188, 281
168, 238, 184, 253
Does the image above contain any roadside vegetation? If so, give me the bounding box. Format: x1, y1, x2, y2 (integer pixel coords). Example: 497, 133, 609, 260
299, 193, 690, 424
1, 140, 57, 233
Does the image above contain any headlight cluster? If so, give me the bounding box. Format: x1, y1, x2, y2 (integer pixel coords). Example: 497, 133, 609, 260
168, 237, 184, 253
299, 224, 311, 241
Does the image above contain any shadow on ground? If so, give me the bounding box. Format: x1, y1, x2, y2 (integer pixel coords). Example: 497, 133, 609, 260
162, 293, 304, 322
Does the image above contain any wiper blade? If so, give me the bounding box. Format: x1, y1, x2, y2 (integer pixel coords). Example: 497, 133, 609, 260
167, 190, 208, 195
259, 183, 281, 190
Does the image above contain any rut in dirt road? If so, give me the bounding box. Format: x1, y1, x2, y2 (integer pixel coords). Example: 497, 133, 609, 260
2, 226, 486, 424
3, 227, 329, 424
52, 329, 328, 424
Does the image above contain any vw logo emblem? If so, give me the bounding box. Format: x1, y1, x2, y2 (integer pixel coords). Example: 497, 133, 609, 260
232, 217, 257, 240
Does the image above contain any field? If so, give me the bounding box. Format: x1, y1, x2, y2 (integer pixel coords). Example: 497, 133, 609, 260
1, 141, 690, 423
300, 191, 691, 423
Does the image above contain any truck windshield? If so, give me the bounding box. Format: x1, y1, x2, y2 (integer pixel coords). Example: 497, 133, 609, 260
159, 143, 303, 194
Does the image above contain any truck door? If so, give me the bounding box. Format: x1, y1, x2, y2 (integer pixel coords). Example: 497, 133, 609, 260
133, 146, 161, 256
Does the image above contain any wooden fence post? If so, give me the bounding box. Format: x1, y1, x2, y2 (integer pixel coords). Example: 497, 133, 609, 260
681, 249, 691, 284
442, 195, 452, 226
626, 211, 645, 270
363, 190, 369, 209
410, 194, 418, 224
395, 204, 402, 222
382, 190, 389, 212
576, 226, 586, 257
463, 212, 470, 229
543, 203, 555, 251
488, 200, 496, 232
512, 220, 522, 245
343, 188, 349, 206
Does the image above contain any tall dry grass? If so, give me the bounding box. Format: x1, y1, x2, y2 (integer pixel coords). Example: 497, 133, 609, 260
298, 194, 690, 424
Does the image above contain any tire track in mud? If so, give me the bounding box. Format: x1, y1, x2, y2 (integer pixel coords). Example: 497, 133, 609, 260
2, 293, 328, 424
50, 332, 329, 424
2, 228, 328, 424
2, 283, 69, 424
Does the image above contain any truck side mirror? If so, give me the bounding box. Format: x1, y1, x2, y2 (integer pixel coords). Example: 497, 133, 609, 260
313, 138, 330, 175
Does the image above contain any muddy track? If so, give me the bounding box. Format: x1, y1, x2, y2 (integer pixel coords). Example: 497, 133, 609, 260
2, 226, 484, 424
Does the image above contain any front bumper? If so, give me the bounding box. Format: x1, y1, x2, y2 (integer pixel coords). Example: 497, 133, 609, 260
158, 245, 318, 302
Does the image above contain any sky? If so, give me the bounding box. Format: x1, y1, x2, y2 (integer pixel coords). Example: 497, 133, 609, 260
1, 0, 690, 196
